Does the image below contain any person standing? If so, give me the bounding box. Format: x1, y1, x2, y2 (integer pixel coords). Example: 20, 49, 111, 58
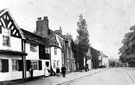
56, 67, 60, 76
29, 66, 33, 80
61, 65, 66, 77
50, 66, 55, 76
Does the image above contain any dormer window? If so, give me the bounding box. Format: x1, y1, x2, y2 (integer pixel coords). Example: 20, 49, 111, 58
30, 43, 37, 52
2, 27, 10, 46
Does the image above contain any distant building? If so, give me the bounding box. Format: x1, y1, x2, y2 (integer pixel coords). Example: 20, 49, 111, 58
86, 47, 92, 70
63, 34, 75, 73
99, 52, 109, 68
109, 59, 119, 67
90, 47, 100, 69
54, 28, 76, 73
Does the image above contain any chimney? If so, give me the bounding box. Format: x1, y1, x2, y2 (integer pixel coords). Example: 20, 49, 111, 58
54, 26, 62, 35
36, 16, 49, 38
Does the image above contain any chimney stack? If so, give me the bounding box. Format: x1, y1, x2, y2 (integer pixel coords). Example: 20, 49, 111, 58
36, 16, 49, 38
54, 26, 62, 35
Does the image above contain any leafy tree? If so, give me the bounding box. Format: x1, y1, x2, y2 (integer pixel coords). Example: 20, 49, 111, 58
119, 25, 135, 64
74, 14, 90, 70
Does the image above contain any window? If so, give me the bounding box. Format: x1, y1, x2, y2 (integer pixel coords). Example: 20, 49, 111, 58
2, 27, 10, 46
2, 27, 10, 35
67, 48, 69, 58
57, 61, 59, 67
54, 47, 57, 55
45, 47, 50, 54
38, 61, 42, 70
46, 62, 49, 67
31, 60, 38, 70
3, 35, 10, 46
12, 59, 23, 71
12, 59, 19, 71
53, 60, 56, 68
30, 44, 37, 52
1, 59, 9, 72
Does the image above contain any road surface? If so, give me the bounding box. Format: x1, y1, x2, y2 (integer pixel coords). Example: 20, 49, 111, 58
16, 68, 135, 85
59, 68, 135, 85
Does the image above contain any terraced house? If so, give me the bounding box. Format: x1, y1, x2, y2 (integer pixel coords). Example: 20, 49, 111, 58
0, 9, 75, 82
0, 9, 27, 81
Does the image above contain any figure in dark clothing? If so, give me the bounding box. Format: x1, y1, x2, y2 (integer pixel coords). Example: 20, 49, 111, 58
56, 67, 60, 76
61, 65, 66, 77
29, 67, 33, 79
85, 64, 89, 72
50, 66, 55, 76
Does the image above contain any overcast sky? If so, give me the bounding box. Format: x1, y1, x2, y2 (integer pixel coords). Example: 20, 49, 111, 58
1, 0, 135, 59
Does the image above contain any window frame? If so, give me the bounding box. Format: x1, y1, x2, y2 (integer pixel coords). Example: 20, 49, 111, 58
12, 59, 19, 71
54, 47, 57, 55
2, 27, 10, 47
31, 60, 38, 70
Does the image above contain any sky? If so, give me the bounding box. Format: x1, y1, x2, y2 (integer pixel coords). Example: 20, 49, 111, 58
1, 0, 135, 59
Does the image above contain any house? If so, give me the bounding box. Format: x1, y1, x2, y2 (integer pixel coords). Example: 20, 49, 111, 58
35, 17, 63, 73
0, 9, 27, 81
90, 47, 100, 69
54, 28, 76, 73
21, 29, 50, 77
86, 47, 93, 70
63, 34, 75, 73
99, 52, 109, 68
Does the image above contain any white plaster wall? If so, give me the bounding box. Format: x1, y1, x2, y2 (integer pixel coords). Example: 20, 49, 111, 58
102, 57, 109, 67
26, 60, 50, 78
42, 60, 50, 76
25, 43, 39, 60
87, 59, 92, 70
0, 54, 22, 81
51, 47, 62, 72
0, 35, 22, 51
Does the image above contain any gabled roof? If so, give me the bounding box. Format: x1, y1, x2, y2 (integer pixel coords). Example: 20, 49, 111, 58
45, 33, 60, 48
0, 9, 23, 38
21, 29, 45, 45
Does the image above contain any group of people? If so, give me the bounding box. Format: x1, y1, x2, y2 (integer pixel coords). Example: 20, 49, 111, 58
49, 65, 66, 77
29, 65, 66, 79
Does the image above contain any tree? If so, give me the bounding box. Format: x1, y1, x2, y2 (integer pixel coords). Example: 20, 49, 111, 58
74, 14, 90, 70
119, 25, 135, 66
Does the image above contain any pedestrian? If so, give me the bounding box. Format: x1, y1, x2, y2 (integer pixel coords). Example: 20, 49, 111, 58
61, 65, 66, 77
56, 67, 60, 76
29, 66, 33, 80
50, 66, 55, 76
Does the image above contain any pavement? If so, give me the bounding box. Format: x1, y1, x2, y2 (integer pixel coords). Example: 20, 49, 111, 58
15, 68, 109, 85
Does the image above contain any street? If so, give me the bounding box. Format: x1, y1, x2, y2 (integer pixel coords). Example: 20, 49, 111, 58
15, 67, 135, 85
59, 68, 135, 85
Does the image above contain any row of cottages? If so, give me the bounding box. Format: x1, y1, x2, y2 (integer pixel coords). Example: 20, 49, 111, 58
35, 17, 75, 73
0, 9, 75, 82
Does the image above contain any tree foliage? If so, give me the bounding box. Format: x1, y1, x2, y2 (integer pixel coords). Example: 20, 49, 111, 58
77, 14, 89, 52
74, 14, 90, 70
119, 25, 135, 62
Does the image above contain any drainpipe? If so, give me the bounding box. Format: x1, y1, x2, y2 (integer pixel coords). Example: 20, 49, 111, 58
22, 39, 26, 81
49, 47, 52, 67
